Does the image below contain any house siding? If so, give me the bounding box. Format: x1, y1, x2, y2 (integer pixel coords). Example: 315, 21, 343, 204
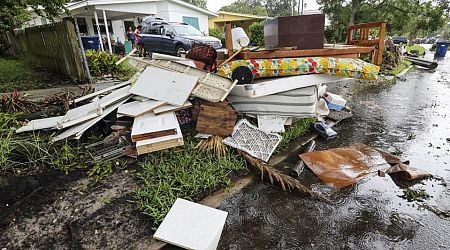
166, 2, 209, 34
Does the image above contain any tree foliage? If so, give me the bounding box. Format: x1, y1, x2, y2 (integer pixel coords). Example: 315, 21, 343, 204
219, 0, 268, 16
318, 0, 450, 42
219, 0, 300, 17
249, 21, 265, 46
182, 0, 207, 9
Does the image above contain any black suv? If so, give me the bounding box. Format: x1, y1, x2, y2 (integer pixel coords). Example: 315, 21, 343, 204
140, 18, 222, 56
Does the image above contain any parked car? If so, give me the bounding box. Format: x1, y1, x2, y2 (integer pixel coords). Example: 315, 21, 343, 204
140, 20, 222, 56
392, 36, 408, 45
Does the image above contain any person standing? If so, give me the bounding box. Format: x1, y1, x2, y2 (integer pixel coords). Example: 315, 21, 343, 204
126, 26, 135, 48
134, 25, 143, 57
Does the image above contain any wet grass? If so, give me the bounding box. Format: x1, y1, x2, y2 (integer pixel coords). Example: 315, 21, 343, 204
133, 140, 246, 225
406, 45, 426, 56
0, 57, 71, 93
388, 60, 412, 76
0, 112, 115, 180
275, 118, 315, 154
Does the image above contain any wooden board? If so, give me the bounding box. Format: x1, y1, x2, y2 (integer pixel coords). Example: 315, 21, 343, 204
236, 46, 374, 60
152, 101, 192, 115
196, 105, 237, 136
131, 129, 177, 142
137, 137, 184, 155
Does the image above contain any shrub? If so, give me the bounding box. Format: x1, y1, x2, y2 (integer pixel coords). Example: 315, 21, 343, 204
249, 21, 264, 46
85, 50, 135, 79
208, 28, 222, 40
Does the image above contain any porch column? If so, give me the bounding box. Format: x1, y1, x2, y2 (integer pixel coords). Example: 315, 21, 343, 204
102, 9, 112, 53
93, 10, 104, 51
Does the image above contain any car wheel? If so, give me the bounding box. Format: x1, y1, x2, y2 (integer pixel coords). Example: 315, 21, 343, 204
175, 45, 185, 57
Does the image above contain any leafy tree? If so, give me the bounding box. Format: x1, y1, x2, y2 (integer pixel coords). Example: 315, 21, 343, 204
266, 0, 297, 17
182, 0, 207, 9
249, 21, 265, 46
0, 0, 68, 54
219, 0, 268, 16
318, 0, 450, 42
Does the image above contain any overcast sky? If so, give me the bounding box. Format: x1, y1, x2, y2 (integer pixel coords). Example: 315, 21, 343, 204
207, 0, 321, 12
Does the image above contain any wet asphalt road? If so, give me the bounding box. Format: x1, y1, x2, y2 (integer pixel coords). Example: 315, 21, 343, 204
218, 52, 450, 249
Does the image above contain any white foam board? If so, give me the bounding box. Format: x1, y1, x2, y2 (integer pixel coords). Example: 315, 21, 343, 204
117, 100, 165, 117
129, 67, 198, 106
257, 115, 285, 133
153, 198, 228, 250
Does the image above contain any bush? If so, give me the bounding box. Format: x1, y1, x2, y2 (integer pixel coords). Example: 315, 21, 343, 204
208, 28, 222, 40
249, 21, 264, 46
85, 50, 135, 79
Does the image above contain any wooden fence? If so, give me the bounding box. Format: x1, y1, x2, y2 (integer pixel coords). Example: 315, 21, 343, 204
3, 18, 87, 81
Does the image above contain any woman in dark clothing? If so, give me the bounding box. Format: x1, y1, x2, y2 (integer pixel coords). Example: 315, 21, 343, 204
126, 26, 135, 48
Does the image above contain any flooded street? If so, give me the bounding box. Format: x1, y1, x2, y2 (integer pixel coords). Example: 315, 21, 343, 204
218, 54, 450, 249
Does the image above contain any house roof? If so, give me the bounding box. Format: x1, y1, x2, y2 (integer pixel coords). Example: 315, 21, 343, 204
216, 11, 268, 19
67, 0, 217, 17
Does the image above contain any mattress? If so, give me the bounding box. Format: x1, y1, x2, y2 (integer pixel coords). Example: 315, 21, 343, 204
217, 57, 380, 81
230, 74, 347, 98
227, 85, 318, 117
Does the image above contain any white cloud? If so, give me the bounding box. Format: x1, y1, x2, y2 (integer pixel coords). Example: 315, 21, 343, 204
207, 0, 238, 12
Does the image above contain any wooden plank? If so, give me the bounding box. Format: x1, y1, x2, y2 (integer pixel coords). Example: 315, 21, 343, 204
131, 129, 177, 142
348, 21, 386, 29
196, 105, 237, 136
225, 22, 233, 55
375, 22, 387, 65
236, 47, 374, 60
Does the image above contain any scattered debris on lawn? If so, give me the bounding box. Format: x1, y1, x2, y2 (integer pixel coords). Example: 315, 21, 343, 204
6, 19, 435, 245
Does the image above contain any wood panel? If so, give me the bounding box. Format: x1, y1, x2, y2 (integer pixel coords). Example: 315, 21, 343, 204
236, 47, 374, 60
3, 18, 87, 81
196, 105, 237, 137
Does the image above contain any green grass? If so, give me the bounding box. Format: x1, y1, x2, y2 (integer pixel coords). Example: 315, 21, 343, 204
388, 60, 412, 76
133, 140, 246, 225
0, 57, 69, 93
275, 118, 315, 154
406, 45, 426, 56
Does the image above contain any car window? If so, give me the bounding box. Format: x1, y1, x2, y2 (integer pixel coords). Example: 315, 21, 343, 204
143, 26, 161, 35
171, 25, 203, 36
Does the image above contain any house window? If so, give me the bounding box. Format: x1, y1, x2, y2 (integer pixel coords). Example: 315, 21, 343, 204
182, 16, 199, 30
76, 17, 88, 34
91, 18, 113, 34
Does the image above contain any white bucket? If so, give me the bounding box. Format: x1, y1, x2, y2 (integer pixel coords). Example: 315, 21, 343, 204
231, 27, 250, 50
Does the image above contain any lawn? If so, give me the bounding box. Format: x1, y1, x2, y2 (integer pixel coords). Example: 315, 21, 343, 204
0, 56, 70, 93
388, 60, 412, 75
406, 45, 426, 56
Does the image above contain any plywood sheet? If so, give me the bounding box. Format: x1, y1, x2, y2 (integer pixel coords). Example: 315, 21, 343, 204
196, 105, 237, 136
153, 198, 228, 250
129, 67, 198, 106
117, 100, 165, 117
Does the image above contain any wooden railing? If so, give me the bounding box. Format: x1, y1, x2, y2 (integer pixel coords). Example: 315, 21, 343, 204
346, 21, 387, 65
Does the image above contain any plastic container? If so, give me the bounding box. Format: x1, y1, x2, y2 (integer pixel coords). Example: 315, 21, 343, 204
124, 40, 133, 54
436, 41, 450, 57
81, 36, 100, 51
323, 92, 346, 111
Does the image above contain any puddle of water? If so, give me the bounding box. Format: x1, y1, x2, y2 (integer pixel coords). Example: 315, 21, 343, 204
218, 54, 450, 249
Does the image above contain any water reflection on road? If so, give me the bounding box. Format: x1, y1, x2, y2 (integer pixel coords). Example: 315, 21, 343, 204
218, 54, 450, 249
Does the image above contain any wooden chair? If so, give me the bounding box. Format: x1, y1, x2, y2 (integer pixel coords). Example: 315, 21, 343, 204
346, 21, 387, 65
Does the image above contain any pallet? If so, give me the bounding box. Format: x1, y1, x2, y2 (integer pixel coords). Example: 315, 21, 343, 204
196, 105, 237, 136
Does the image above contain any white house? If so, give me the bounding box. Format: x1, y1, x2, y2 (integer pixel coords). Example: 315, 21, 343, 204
66, 0, 217, 52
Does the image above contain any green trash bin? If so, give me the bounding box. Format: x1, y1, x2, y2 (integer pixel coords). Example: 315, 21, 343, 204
124, 40, 132, 54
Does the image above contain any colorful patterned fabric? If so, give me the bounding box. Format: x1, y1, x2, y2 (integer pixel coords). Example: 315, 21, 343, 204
217, 57, 380, 80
